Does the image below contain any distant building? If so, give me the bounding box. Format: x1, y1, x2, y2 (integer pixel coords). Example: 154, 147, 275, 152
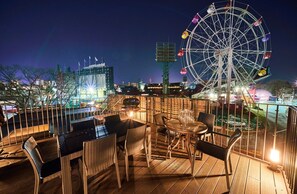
77, 63, 114, 102
145, 82, 183, 96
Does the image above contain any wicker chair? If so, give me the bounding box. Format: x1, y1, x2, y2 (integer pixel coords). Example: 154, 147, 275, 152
119, 125, 150, 181
153, 113, 171, 148
22, 136, 61, 194
82, 134, 121, 193
191, 129, 242, 190
197, 112, 215, 142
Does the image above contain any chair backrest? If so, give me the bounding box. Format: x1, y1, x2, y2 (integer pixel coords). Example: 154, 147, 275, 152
105, 114, 121, 123
196, 129, 242, 161
83, 134, 116, 176
22, 136, 44, 177
153, 113, 167, 127
104, 114, 121, 134
197, 112, 215, 133
71, 118, 95, 132
58, 128, 96, 157
227, 128, 242, 150
125, 125, 146, 155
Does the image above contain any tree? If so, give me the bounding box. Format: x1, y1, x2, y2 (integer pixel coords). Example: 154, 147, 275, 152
261, 80, 293, 98
0, 64, 78, 109
50, 64, 77, 106
0, 64, 50, 109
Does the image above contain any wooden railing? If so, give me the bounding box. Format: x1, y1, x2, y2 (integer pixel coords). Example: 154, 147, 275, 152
0, 94, 291, 165
114, 95, 290, 163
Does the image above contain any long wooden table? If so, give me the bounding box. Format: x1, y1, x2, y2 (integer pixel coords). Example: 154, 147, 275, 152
59, 118, 151, 194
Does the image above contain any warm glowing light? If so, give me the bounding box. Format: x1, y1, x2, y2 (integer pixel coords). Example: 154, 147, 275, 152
270, 149, 280, 163
128, 111, 134, 117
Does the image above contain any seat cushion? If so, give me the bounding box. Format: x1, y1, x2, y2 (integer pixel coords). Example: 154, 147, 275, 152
157, 127, 167, 134
196, 140, 227, 161
40, 158, 61, 178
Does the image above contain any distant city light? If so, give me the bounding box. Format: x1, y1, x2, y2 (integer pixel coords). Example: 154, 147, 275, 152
87, 85, 95, 93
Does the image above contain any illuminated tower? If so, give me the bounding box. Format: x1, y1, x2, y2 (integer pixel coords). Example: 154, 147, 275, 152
155, 42, 176, 95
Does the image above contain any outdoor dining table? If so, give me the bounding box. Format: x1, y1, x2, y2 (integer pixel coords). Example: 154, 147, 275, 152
165, 119, 207, 161
58, 118, 151, 194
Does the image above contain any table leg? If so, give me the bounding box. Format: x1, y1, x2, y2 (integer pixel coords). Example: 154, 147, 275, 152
60, 155, 72, 194
166, 133, 180, 159
147, 127, 151, 161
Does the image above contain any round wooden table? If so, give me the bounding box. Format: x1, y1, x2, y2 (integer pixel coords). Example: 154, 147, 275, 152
165, 119, 207, 159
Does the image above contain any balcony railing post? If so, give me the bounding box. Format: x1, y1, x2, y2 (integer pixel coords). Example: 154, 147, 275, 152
273, 105, 279, 149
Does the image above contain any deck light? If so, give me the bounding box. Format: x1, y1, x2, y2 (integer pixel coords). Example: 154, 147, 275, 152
269, 148, 281, 172
128, 111, 134, 118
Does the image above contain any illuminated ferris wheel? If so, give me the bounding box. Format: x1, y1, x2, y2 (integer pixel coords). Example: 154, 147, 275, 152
178, 0, 272, 102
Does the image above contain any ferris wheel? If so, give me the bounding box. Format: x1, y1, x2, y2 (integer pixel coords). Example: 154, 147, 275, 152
178, 0, 272, 102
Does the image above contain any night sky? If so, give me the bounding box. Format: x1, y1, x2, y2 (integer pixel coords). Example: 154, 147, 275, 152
1, 0, 297, 84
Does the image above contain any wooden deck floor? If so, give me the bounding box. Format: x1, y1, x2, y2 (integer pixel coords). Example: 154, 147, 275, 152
0, 136, 289, 194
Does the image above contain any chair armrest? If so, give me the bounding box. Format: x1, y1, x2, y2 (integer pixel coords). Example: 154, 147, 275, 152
212, 131, 231, 138
162, 116, 169, 123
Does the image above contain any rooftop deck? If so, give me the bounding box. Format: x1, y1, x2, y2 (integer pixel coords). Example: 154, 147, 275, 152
0, 95, 296, 193
0, 134, 289, 194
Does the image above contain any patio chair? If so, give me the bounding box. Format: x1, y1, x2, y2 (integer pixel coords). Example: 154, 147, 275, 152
119, 125, 150, 181
191, 129, 242, 190
197, 112, 215, 143
153, 113, 172, 148
22, 136, 61, 194
82, 134, 121, 193
104, 114, 122, 134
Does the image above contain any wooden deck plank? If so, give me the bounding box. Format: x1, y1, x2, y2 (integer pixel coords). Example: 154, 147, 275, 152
151, 157, 189, 193
134, 157, 185, 194
260, 162, 277, 194
197, 159, 225, 194
0, 138, 290, 194
167, 155, 210, 193
212, 153, 240, 193
182, 156, 218, 193
229, 155, 249, 194
119, 156, 178, 193
274, 171, 289, 194
245, 159, 260, 194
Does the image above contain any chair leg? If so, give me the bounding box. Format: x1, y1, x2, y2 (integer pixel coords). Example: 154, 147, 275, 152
211, 133, 215, 144
191, 149, 196, 176
83, 166, 88, 194
144, 141, 150, 167
34, 174, 40, 194
115, 161, 122, 188
228, 155, 233, 174
224, 160, 231, 190
125, 153, 129, 181
78, 158, 83, 182
155, 132, 158, 148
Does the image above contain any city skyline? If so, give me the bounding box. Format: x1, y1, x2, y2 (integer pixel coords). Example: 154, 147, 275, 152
0, 0, 296, 84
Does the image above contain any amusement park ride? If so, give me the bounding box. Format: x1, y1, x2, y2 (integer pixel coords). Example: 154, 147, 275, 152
178, 0, 272, 105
